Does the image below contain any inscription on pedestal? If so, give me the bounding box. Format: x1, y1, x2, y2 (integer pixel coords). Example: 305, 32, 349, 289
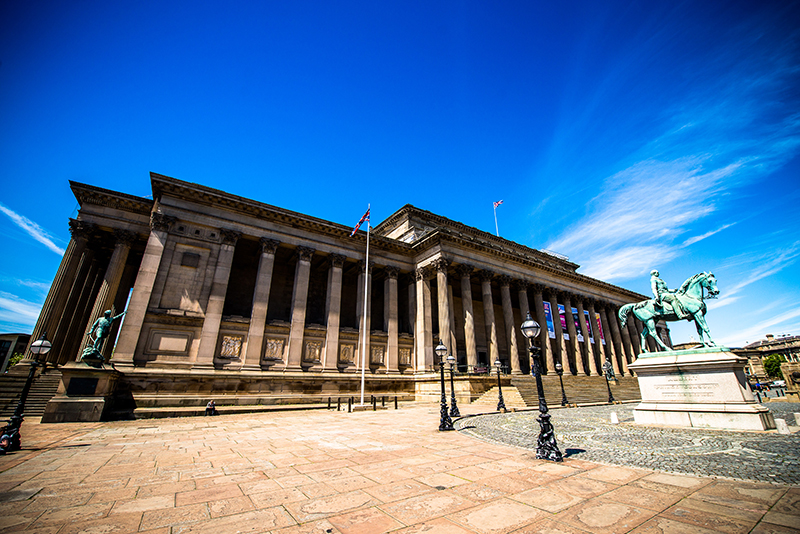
67, 377, 99, 396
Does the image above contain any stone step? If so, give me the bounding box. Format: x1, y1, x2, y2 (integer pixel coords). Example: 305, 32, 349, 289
471, 386, 527, 409
511, 375, 640, 407
0, 370, 62, 418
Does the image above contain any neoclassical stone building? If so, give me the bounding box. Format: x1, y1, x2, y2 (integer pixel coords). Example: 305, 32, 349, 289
29, 173, 668, 414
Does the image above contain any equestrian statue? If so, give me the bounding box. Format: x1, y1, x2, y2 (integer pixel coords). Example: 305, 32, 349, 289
619, 271, 719, 352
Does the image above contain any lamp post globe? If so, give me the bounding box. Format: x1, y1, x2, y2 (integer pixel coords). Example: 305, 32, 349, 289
555, 362, 568, 406
520, 312, 563, 462
435, 341, 454, 431
494, 358, 506, 412
446, 353, 460, 417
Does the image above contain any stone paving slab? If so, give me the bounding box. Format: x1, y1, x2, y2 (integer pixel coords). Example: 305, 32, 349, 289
0, 404, 795, 533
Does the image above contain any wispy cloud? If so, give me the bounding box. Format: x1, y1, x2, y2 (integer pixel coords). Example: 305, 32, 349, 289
0, 203, 65, 255
0, 291, 42, 332
682, 223, 735, 247
717, 305, 800, 347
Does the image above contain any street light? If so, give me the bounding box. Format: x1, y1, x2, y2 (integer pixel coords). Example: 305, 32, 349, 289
446, 353, 460, 418
602, 359, 616, 403
435, 341, 454, 431
494, 358, 506, 412
2, 333, 52, 453
555, 362, 568, 406
521, 312, 563, 462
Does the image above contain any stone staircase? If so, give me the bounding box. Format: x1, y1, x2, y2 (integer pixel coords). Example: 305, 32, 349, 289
511, 374, 641, 407
471, 386, 528, 410
0, 370, 62, 418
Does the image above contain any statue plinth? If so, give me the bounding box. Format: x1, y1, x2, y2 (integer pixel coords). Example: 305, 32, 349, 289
41, 362, 122, 423
628, 348, 775, 431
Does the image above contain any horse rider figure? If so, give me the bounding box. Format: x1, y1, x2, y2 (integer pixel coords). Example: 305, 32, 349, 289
650, 270, 689, 319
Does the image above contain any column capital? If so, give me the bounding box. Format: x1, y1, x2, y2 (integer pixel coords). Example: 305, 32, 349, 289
432, 257, 450, 273
113, 229, 138, 246
328, 253, 347, 268
455, 264, 473, 278
296, 246, 315, 262
220, 229, 241, 246
384, 265, 400, 279
513, 279, 529, 291
530, 283, 545, 294
478, 270, 495, 283
259, 237, 280, 254
68, 219, 96, 240
150, 212, 177, 232
356, 259, 375, 273
561, 291, 574, 303
414, 266, 430, 281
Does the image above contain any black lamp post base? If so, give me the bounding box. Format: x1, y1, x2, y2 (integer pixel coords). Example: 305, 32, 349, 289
497, 397, 506, 412
449, 404, 460, 418
535, 413, 563, 462
439, 402, 454, 431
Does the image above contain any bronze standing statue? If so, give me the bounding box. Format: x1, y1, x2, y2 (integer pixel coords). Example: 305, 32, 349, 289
82, 309, 126, 366
619, 271, 719, 352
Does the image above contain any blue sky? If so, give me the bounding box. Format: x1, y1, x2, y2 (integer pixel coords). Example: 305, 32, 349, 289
1, 1, 798, 347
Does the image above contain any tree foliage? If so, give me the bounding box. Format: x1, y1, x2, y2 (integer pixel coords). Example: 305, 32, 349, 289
763, 354, 786, 379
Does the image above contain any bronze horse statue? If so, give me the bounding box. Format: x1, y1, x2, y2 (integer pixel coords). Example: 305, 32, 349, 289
619, 272, 719, 352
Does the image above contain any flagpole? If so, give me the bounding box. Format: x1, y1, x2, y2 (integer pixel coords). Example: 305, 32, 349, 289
359, 205, 370, 406
493, 204, 499, 237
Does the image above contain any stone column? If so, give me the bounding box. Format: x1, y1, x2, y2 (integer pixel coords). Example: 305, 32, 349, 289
615, 305, 633, 375
479, 270, 500, 368
516, 280, 531, 374
52, 246, 95, 365
433, 258, 452, 351
627, 317, 641, 357
286, 246, 315, 371
531, 284, 556, 374
194, 229, 240, 369
499, 276, 522, 375
147, 225, 179, 309
322, 253, 346, 372
414, 267, 434, 372
586, 300, 603, 376
547, 289, 567, 372
599, 305, 620, 376
27, 220, 94, 362
113, 213, 177, 367
562, 292, 583, 375
242, 238, 280, 371
62, 256, 99, 364
457, 264, 478, 371
385, 265, 400, 374
575, 297, 591, 376
78, 229, 137, 361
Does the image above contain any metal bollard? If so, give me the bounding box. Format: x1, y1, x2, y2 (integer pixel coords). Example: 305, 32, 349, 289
372, 396, 376, 411
395, 396, 398, 409
382, 396, 385, 407
337, 397, 341, 411
328, 397, 331, 410
756, 391, 762, 403
348, 397, 352, 412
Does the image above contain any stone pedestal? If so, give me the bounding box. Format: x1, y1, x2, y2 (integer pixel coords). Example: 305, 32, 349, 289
629, 347, 775, 431
41, 363, 121, 422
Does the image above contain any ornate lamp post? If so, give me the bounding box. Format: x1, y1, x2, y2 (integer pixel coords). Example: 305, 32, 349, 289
521, 312, 563, 462
435, 341, 454, 431
494, 358, 507, 412
555, 362, 568, 406
602, 359, 616, 403
446, 353, 460, 418
3, 333, 51, 452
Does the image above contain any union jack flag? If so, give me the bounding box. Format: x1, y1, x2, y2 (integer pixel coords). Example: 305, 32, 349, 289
350, 207, 370, 237
493, 200, 503, 208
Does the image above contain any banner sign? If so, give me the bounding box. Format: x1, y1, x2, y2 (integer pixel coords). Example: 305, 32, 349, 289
595, 312, 606, 345
572, 307, 584, 342
542, 302, 556, 339
584, 310, 595, 343
557, 304, 569, 340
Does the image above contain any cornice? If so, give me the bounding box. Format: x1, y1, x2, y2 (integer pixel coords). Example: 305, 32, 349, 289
70, 181, 154, 216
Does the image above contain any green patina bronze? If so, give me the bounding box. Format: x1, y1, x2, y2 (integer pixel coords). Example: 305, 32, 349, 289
82, 309, 126, 367
619, 271, 719, 354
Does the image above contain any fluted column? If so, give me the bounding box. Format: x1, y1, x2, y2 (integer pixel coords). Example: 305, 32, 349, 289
457, 265, 478, 371
516, 281, 531, 374
52, 246, 95, 365
433, 258, 452, 351
607, 303, 626, 375
28, 220, 94, 363
479, 271, 500, 368
414, 267, 434, 372
62, 256, 99, 365
615, 305, 633, 375
78, 229, 137, 361
114, 213, 177, 367
575, 297, 591, 376
241, 238, 280, 371
586, 300, 603, 376
532, 284, 556, 374
286, 246, 315, 371
562, 293, 582, 375
385, 265, 399, 374
598, 305, 620, 376
627, 316, 641, 357
547, 289, 567, 372
194, 230, 241, 369
499, 276, 522, 375
321, 254, 346, 371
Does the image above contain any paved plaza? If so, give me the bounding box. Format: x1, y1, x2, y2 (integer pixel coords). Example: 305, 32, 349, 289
0, 404, 798, 534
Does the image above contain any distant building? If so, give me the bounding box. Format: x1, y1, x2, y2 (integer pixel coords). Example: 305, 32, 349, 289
735, 333, 800, 381
0, 333, 30, 373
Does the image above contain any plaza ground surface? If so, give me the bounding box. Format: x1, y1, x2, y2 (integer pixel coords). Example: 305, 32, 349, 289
0, 403, 797, 534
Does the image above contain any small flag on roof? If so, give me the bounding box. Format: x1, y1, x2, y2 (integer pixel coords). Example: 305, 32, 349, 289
350, 207, 370, 237
493, 200, 503, 208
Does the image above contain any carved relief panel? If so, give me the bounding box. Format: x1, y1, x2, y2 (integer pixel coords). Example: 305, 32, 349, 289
339, 344, 355, 364
303, 340, 322, 363
263, 338, 285, 361
399, 348, 412, 366
370, 345, 385, 365
219, 335, 243, 359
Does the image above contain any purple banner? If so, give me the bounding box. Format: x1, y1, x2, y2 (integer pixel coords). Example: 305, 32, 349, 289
543, 302, 556, 339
